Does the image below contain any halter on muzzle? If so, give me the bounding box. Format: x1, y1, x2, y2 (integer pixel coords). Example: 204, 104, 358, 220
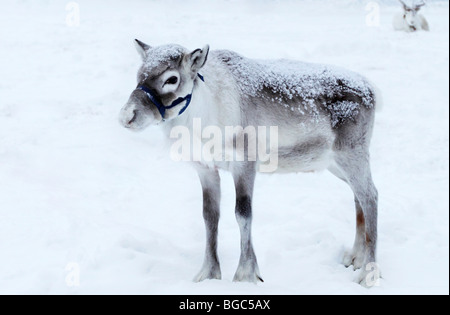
137, 73, 204, 121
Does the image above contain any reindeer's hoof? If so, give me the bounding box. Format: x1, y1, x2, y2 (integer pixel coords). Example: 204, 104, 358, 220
342, 250, 365, 270
233, 265, 263, 283
193, 266, 221, 282
233, 273, 264, 283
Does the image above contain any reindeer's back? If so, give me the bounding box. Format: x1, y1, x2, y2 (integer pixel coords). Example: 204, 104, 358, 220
213, 50, 375, 128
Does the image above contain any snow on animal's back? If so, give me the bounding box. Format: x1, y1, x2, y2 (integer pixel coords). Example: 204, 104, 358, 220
213, 50, 375, 127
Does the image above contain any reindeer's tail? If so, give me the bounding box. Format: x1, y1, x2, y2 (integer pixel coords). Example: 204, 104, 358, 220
370, 80, 384, 113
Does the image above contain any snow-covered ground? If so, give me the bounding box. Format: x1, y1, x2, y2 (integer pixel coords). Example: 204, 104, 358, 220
0, 0, 448, 295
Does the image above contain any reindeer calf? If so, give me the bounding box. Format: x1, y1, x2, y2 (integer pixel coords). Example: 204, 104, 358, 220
119, 41, 381, 287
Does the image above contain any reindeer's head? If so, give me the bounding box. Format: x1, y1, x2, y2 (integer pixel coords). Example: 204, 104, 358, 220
119, 40, 209, 131
399, 0, 426, 28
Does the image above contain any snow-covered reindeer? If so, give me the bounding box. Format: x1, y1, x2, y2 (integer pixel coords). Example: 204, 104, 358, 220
393, 0, 429, 32
119, 40, 380, 286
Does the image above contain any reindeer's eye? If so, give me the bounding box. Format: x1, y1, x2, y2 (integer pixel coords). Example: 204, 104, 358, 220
165, 76, 178, 85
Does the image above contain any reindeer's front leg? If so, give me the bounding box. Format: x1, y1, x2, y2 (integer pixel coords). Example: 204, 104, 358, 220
232, 162, 263, 283
194, 166, 222, 282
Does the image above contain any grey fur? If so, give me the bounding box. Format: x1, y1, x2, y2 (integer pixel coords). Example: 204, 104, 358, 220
194, 166, 222, 282
119, 42, 380, 286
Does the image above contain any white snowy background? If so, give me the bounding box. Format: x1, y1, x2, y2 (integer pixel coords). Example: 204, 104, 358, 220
0, 0, 448, 295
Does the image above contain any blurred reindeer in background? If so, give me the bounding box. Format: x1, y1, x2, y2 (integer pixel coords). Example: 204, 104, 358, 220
393, 0, 429, 32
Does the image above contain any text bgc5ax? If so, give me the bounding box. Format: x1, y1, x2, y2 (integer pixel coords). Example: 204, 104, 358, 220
224, 300, 270, 310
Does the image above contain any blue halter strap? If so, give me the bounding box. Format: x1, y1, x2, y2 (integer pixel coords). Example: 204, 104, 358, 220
138, 73, 204, 121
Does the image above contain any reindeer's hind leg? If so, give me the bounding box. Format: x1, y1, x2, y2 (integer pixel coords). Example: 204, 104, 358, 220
330, 150, 379, 287
194, 166, 222, 282
328, 166, 367, 270
345, 198, 368, 270
232, 162, 263, 283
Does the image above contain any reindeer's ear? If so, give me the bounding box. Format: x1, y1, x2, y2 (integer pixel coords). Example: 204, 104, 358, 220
135, 39, 151, 60
187, 45, 209, 72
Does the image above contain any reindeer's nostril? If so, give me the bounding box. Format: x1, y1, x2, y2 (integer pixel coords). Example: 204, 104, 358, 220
128, 110, 138, 125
